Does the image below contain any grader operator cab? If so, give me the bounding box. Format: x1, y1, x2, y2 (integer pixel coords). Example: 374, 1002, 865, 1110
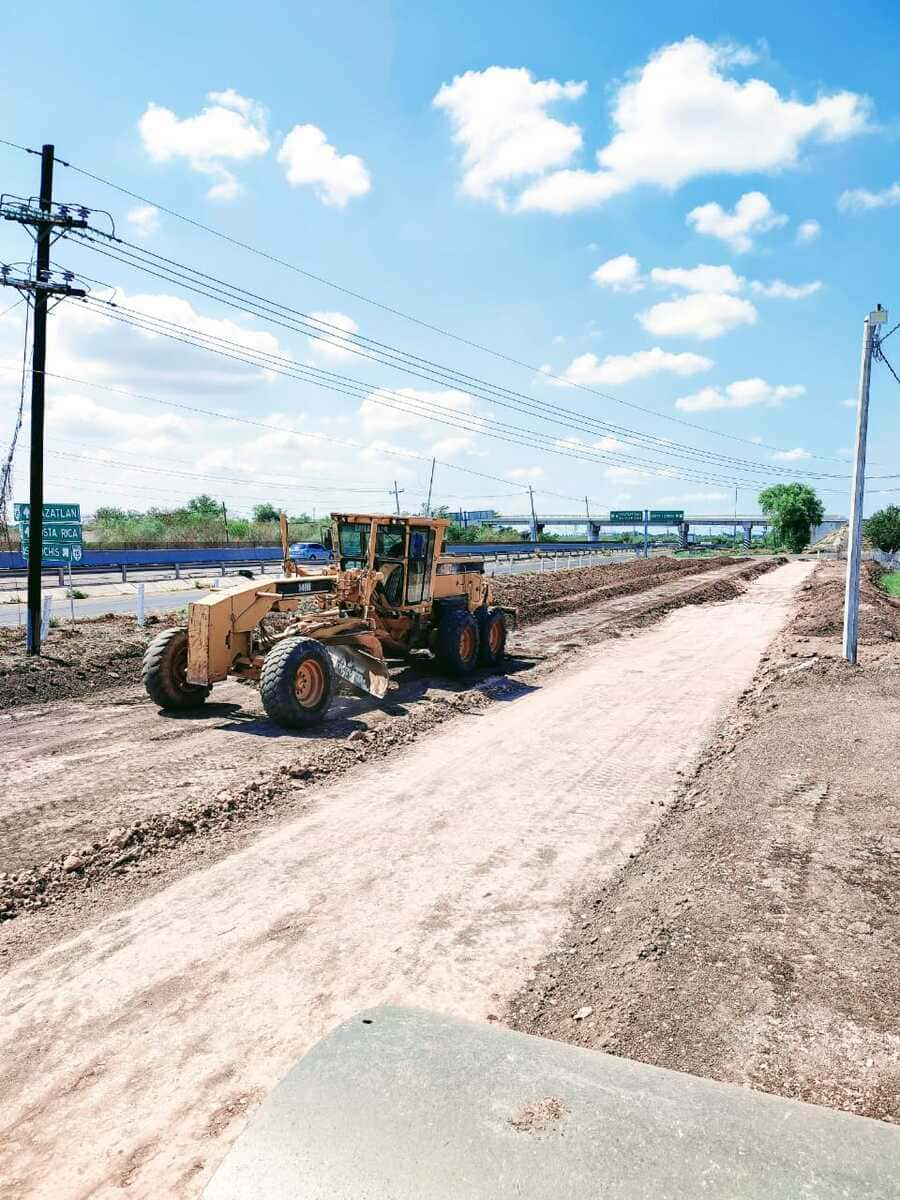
141, 513, 508, 730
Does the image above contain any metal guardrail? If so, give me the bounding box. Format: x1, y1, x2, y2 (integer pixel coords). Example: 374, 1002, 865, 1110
0, 541, 679, 582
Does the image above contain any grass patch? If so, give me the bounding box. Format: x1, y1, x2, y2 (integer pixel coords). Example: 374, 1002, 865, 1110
880, 571, 900, 597
66, 588, 89, 600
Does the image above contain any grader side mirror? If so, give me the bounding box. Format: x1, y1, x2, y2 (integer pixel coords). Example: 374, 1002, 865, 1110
322, 527, 333, 552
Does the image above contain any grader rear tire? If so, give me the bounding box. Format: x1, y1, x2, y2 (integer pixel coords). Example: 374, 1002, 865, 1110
437, 608, 480, 675
478, 607, 507, 667
142, 627, 211, 710
260, 637, 336, 729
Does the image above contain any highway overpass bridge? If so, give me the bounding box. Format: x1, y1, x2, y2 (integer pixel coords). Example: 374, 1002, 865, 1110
464, 512, 846, 549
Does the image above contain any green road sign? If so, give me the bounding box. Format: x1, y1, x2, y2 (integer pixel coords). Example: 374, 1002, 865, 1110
19, 541, 84, 564
649, 510, 685, 523
17, 499, 83, 565
14, 502, 81, 523
20, 521, 83, 543
609, 510, 643, 523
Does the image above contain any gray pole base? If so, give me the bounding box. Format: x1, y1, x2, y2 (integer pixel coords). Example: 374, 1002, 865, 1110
204, 1007, 900, 1199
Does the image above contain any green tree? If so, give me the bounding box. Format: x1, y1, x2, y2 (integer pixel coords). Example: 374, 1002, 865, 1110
186, 494, 222, 517
865, 505, 900, 554
252, 503, 280, 523
758, 483, 825, 553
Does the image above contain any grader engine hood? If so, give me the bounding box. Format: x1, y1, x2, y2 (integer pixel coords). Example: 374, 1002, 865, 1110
186, 574, 338, 686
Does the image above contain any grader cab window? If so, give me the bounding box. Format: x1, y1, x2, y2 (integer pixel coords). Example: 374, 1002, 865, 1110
374, 523, 406, 607
406, 527, 435, 604
338, 522, 369, 570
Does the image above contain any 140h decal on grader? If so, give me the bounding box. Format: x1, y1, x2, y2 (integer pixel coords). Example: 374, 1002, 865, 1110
141, 514, 510, 729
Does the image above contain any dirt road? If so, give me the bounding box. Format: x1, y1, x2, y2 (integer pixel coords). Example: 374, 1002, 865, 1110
0, 561, 812, 1198
0, 556, 766, 876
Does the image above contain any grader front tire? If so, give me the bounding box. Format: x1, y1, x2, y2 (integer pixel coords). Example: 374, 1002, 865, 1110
142, 627, 211, 710
260, 637, 336, 729
437, 608, 480, 675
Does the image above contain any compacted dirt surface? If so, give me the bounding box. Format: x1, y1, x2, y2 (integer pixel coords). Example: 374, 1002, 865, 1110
508, 560, 900, 1124
0, 557, 807, 1199
0, 555, 767, 887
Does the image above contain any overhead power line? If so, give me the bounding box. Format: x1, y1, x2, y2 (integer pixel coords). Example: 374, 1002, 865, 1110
0, 137, 864, 472
74, 295, 817, 492
0, 362, 594, 505
68, 229, 853, 476
73, 292, 856, 496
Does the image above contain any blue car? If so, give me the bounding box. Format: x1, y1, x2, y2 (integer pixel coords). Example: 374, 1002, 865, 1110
289, 541, 333, 564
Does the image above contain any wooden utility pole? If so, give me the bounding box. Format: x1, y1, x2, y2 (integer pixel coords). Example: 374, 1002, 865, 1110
25, 147, 54, 654
0, 144, 86, 654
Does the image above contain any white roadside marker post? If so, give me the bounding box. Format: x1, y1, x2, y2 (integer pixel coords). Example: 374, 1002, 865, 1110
67, 560, 75, 626
40, 593, 52, 641
136, 583, 145, 627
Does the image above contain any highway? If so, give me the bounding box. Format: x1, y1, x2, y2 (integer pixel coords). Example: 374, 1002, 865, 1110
0, 588, 212, 627
0, 552, 637, 627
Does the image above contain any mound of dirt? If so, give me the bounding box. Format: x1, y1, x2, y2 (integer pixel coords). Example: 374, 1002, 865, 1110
811, 523, 871, 553
792, 561, 900, 642
492, 554, 744, 624
0, 614, 178, 710
507, 561, 900, 1125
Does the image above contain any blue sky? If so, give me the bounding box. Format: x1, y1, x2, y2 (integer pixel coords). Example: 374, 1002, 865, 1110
1, 0, 899, 521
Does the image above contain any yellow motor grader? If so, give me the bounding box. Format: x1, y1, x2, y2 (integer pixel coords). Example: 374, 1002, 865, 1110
141, 513, 508, 730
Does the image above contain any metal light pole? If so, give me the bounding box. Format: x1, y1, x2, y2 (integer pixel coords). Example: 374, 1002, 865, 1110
842, 304, 888, 664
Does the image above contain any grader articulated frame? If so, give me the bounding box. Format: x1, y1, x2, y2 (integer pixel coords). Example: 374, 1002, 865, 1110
142, 513, 509, 730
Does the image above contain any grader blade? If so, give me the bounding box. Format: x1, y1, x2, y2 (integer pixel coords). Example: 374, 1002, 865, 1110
325, 644, 391, 700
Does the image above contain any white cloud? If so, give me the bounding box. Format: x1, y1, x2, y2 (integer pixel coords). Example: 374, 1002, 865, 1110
592, 254, 644, 292
551, 346, 713, 387
54, 289, 284, 393
796, 218, 821, 242
657, 491, 729, 503
687, 191, 787, 252
306, 311, 360, 362
675, 378, 804, 412
138, 90, 270, 201
639, 292, 757, 340
277, 125, 371, 207
506, 465, 545, 480
749, 279, 822, 300
751, 435, 764, 444
841, 398, 857, 408
556, 435, 625, 453
771, 446, 812, 461
838, 183, 900, 213
47, 392, 190, 456
430, 435, 482, 458
650, 264, 744, 293
358, 387, 480, 437
432, 67, 586, 208
126, 205, 161, 238
513, 39, 869, 214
